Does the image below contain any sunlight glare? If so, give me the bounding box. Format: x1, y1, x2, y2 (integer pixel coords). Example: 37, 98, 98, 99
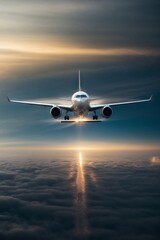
74, 152, 89, 235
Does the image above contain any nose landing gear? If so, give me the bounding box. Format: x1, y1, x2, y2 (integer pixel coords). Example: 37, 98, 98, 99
64, 116, 69, 120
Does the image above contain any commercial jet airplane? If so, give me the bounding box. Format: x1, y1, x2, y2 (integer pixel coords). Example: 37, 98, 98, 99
8, 71, 152, 123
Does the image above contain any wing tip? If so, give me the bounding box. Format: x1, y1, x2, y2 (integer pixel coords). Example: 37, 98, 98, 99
7, 96, 10, 102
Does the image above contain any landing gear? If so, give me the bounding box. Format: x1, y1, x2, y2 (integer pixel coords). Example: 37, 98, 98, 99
64, 111, 69, 120
93, 111, 98, 120
64, 116, 69, 120
93, 115, 98, 120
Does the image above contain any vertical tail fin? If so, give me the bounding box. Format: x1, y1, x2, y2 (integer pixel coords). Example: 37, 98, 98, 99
78, 70, 81, 91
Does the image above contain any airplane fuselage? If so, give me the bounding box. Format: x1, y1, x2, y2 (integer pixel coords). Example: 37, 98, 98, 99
71, 91, 90, 116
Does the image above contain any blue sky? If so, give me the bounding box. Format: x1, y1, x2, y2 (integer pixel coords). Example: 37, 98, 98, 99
0, 0, 160, 150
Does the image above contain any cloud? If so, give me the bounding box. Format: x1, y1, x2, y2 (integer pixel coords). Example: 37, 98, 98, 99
151, 156, 160, 164
0, 154, 75, 239
0, 0, 160, 50
0, 151, 160, 239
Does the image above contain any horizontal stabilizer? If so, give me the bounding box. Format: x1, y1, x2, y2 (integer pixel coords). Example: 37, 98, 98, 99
61, 120, 102, 123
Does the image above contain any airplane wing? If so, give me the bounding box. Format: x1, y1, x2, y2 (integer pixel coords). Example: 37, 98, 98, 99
90, 96, 152, 110
7, 97, 72, 111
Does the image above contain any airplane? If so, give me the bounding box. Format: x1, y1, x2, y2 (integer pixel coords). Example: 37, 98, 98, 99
7, 71, 152, 123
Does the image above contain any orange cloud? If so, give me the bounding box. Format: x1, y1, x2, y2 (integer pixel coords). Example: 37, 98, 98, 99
0, 140, 159, 152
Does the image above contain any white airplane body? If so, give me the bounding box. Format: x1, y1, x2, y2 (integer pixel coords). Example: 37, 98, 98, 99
8, 71, 152, 123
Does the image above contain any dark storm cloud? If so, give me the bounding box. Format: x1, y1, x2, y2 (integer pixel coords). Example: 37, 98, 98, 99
0, 151, 160, 239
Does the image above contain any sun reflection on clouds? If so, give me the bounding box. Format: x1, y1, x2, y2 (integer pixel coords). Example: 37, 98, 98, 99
69, 152, 89, 236
76, 152, 85, 194
75, 152, 89, 236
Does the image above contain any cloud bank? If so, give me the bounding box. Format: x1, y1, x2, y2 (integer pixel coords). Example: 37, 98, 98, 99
0, 151, 159, 239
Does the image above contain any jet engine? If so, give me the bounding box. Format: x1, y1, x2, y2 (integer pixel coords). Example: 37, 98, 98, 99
102, 106, 112, 118
50, 106, 62, 119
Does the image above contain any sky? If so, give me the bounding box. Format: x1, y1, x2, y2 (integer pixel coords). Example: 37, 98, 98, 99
0, 2, 160, 240
0, 0, 160, 150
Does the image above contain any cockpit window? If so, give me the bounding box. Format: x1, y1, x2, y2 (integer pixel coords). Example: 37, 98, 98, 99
75, 94, 87, 98
81, 95, 87, 98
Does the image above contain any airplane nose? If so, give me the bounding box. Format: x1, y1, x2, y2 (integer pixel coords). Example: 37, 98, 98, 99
76, 98, 86, 103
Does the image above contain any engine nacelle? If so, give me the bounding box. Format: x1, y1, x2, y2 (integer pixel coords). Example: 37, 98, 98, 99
102, 106, 112, 118
50, 106, 62, 119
